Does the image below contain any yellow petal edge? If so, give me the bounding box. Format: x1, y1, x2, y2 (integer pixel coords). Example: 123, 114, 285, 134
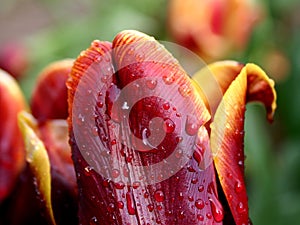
18, 111, 57, 225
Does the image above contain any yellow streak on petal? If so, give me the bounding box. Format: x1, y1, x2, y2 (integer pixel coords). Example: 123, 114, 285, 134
18, 111, 57, 225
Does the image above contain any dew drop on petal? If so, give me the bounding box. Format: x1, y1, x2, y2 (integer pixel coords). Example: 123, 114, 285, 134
146, 79, 157, 90
185, 114, 200, 136
126, 191, 136, 215
209, 198, 224, 222
154, 190, 165, 202
237, 201, 247, 214
117, 201, 124, 209
163, 118, 175, 133
195, 199, 205, 209
235, 180, 243, 193
89, 216, 98, 225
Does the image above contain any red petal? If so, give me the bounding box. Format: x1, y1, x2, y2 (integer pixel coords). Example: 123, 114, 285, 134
210, 63, 276, 225
31, 59, 74, 122
68, 30, 229, 224
0, 70, 27, 202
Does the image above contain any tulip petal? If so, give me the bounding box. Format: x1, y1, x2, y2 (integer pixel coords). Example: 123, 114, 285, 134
18, 111, 56, 225
0, 69, 27, 202
210, 63, 276, 225
68, 30, 228, 224
31, 59, 74, 122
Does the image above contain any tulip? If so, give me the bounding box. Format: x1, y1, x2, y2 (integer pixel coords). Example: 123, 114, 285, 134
0, 60, 77, 225
167, 0, 262, 61
0, 69, 27, 203
65, 30, 276, 225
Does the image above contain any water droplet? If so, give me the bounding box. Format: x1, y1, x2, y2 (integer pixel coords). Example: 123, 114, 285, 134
209, 197, 224, 222
157, 205, 163, 211
178, 211, 185, 219
191, 178, 198, 184
206, 213, 212, 219
117, 201, 124, 209
175, 149, 183, 158
107, 203, 115, 213
198, 185, 204, 192
77, 113, 85, 125
175, 136, 183, 144
154, 190, 165, 202
115, 182, 125, 189
178, 84, 191, 97
132, 181, 140, 189
146, 79, 157, 90
163, 74, 175, 84
111, 139, 117, 145
84, 166, 93, 175
147, 204, 154, 212
195, 199, 205, 209
97, 101, 104, 108
185, 114, 200, 136
238, 160, 244, 167
163, 118, 175, 133
227, 173, 233, 179
235, 180, 243, 193
237, 201, 246, 214
90, 216, 98, 225
111, 169, 120, 178
197, 214, 204, 221
188, 196, 194, 201
163, 102, 170, 110
126, 191, 136, 215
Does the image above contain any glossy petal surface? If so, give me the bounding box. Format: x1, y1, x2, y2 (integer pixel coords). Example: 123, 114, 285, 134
68, 30, 228, 225
210, 63, 276, 225
0, 69, 27, 202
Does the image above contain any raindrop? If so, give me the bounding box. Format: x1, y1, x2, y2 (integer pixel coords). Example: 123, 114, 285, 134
162, 74, 175, 85
163, 102, 170, 110
206, 213, 212, 219
235, 180, 243, 193
237, 201, 246, 214
97, 101, 104, 108
191, 178, 198, 184
163, 118, 175, 133
198, 185, 204, 192
132, 181, 140, 189
178, 211, 185, 219
126, 191, 136, 215
107, 203, 115, 213
209, 198, 224, 222
90, 216, 98, 225
147, 204, 154, 212
111, 169, 120, 178
178, 84, 191, 97
115, 182, 125, 189
146, 79, 157, 90
195, 199, 205, 209
185, 114, 200, 136
154, 190, 165, 202
84, 166, 93, 175
117, 201, 124, 209
197, 214, 204, 221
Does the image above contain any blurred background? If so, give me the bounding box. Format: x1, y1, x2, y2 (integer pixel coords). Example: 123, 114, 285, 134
0, 0, 299, 224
